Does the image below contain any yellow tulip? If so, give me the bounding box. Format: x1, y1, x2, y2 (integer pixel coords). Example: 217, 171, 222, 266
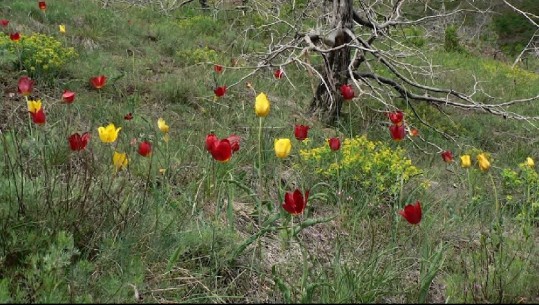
460, 155, 471, 168
274, 138, 292, 158
477, 153, 491, 172
526, 157, 535, 168
255, 92, 270, 117
59, 24, 66, 33
158, 118, 169, 133
27, 99, 42, 113
98, 123, 121, 143
112, 151, 128, 171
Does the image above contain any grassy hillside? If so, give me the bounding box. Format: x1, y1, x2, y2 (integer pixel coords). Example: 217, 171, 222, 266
1, 0, 539, 303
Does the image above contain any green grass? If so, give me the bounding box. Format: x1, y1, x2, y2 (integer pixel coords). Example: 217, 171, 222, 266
1, 0, 539, 303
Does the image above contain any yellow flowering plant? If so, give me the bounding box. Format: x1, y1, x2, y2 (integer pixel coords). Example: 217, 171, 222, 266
1, 33, 77, 78
299, 135, 422, 199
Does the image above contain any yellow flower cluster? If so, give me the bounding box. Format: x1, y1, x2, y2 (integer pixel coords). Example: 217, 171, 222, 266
176, 46, 217, 65
3, 33, 77, 77
300, 135, 422, 194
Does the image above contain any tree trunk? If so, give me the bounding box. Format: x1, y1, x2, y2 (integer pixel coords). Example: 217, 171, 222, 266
309, 0, 353, 124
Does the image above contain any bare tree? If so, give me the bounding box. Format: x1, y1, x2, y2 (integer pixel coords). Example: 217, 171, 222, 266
231, 0, 539, 127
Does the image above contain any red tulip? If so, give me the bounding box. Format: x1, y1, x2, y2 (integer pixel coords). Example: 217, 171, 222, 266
38, 1, 46, 11
0, 19, 8, 27
205, 133, 218, 152
62, 90, 75, 103
10, 32, 20, 42
226, 134, 240, 152
441, 150, 453, 163
399, 201, 422, 225
294, 124, 310, 141
210, 139, 232, 162
90, 75, 107, 89
68, 132, 90, 151
328, 137, 341, 151
214, 64, 223, 73
274, 69, 283, 79
389, 124, 406, 141
339, 84, 354, 100
18, 76, 33, 96
214, 85, 227, 97
388, 110, 404, 126
138, 141, 152, 157
30, 108, 46, 125
124, 113, 133, 120
282, 189, 309, 215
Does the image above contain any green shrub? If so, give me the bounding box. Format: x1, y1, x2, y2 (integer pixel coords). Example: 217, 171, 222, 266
444, 25, 466, 53
402, 26, 426, 48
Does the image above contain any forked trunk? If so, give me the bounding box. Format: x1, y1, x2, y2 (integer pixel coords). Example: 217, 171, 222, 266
309, 0, 353, 124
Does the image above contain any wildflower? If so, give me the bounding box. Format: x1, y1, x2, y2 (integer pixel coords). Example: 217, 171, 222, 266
282, 189, 309, 215
0, 19, 8, 27
112, 151, 128, 171
205, 133, 218, 152
214, 64, 223, 73
27, 99, 42, 113
97, 123, 121, 143
410, 128, 419, 137
124, 113, 133, 120
339, 84, 354, 100
59, 24, 66, 33
389, 124, 406, 141
18, 76, 33, 96
274, 69, 283, 79
226, 134, 240, 152
328, 137, 341, 151
441, 150, 453, 163
294, 124, 310, 141
526, 157, 535, 168
138, 141, 152, 157
214, 85, 227, 98
388, 110, 404, 126
477, 153, 491, 172
9, 32, 20, 42
399, 201, 422, 225
30, 108, 46, 125
210, 139, 232, 163
460, 155, 471, 168
68, 132, 90, 151
255, 92, 270, 117
38, 1, 46, 11
90, 75, 107, 89
62, 90, 75, 103
157, 118, 169, 133
274, 138, 292, 158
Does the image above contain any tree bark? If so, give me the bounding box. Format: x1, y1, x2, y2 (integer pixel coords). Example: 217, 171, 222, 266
309, 0, 353, 124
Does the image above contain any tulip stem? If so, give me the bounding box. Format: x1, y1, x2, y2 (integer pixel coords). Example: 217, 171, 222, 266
348, 102, 353, 138
257, 116, 264, 260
